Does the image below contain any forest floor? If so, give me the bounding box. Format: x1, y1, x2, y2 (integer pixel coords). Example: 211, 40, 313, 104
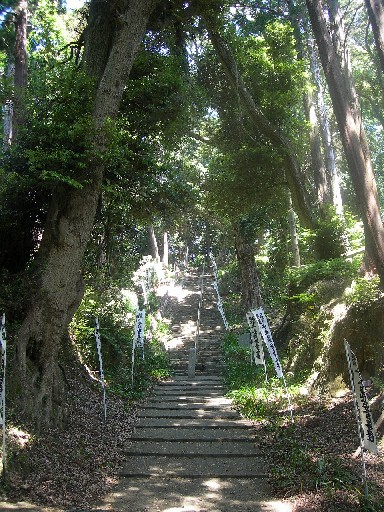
0, 359, 383, 511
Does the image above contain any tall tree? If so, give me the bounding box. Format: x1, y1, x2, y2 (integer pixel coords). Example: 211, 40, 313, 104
306, 0, 384, 285
201, 12, 315, 229
15, 0, 162, 427
365, 0, 384, 74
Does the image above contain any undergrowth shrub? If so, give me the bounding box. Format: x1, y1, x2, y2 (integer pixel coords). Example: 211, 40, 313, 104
70, 282, 171, 402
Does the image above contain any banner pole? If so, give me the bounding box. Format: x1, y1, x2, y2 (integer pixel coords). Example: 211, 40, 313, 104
131, 336, 136, 387
95, 318, 107, 421
344, 340, 369, 501
282, 374, 294, 423
0, 314, 6, 479
255, 319, 268, 383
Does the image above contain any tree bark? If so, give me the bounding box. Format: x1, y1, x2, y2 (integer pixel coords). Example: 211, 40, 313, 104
288, 194, 301, 267
234, 223, 263, 310
3, 62, 14, 149
365, 0, 384, 75
15, 0, 162, 427
148, 224, 160, 260
306, 0, 384, 284
304, 83, 330, 211
308, 36, 343, 215
162, 231, 169, 267
12, 0, 27, 142
204, 22, 315, 230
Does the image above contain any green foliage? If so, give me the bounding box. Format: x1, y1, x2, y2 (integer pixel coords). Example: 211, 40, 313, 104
343, 277, 382, 307
287, 257, 361, 295
222, 333, 307, 423
24, 63, 94, 189
70, 278, 171, 402
314, 208, 348, 260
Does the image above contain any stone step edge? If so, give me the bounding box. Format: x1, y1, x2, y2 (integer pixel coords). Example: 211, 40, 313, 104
129, 437, 255, 442
119, 472, 268, 479
134, 424, 250, 429
123, 452, 262, 458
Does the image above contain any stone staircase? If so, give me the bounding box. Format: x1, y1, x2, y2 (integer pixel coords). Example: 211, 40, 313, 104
94, 270, 292, 512
164, 271, 224, 376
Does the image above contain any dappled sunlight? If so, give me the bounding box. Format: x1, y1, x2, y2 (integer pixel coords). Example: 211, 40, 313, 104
105, 477, 294, 511
8, 426, 31, 449
157, 282, 198, 302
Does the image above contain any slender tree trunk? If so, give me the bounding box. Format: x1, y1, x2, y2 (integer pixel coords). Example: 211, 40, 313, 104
288, 194, 301, 267
15, 0, 161, 427
204, 20, 315, 229
13, 0, 28, 141
306, 0, 384, 284
365, 0, 384, 74
148, 224, 160, 261
306, 34, 344, 213
3, 62, 14, 149
304, 84, 330, 211
234, 223, 263, 310
162, 231, 169, 267
287, 1, 330, 212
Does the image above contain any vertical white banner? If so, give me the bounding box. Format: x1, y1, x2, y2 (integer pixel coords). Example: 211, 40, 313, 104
209, 252, 219, 282
94, 318, 107, 421
345, 340, 377, 454
134, 310, 146, 357
0, 314, 6, 474
252, 308, 283, 378
246, 311, 265, 365
212, 281, 229, 330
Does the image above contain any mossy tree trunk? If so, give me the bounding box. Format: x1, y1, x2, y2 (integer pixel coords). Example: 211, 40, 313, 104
15, 0, 161, 428
234, 223, 263, 311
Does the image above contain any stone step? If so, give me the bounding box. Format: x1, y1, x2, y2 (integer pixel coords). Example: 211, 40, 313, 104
157, 381, 225, 388
144, 396, 231, 405
137, 408, 238, 419
152, 389, 225, 397
172, 375, 222, 382
136, 417, 249, 428
133, 426, 255, 440
142, 398, 232, 408
120, 454, 266, 478
125, 440, 259, 456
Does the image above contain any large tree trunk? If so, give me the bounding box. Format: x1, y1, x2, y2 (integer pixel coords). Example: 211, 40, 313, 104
306, 0, 384, 285
15, 0, 161, 428
203, 20, 315, 229
234, 223, 263, 311
365, 0, 384, 75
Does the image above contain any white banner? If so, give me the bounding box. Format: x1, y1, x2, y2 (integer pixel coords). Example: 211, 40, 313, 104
212, 281, 229, 330
134, 310, 146, 349
252, 308, 283, 378
94, 318, 106, 420
246, 311, 265, 365
345, 340, 377, 454
0, 314, 6, 427
209, 252, 219, 282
